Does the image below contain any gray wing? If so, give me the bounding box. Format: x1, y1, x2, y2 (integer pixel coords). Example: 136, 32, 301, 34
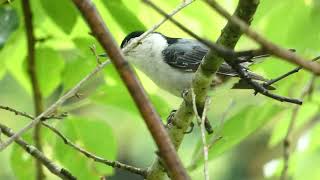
162, 39, 267, 81
162, 39, 208, 72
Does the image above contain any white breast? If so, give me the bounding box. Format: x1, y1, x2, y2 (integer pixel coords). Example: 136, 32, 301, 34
124, 33, 194, 97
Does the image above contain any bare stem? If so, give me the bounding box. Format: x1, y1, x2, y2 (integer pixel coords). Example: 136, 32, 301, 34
21, 0, 45, 179
0, 105, 147, 177
0, 123, 76, 180
191, 89, 210, 180
204, 0, 320, 74
71, 0, 189, 179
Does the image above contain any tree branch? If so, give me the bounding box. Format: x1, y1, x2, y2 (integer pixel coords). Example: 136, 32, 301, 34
204, 0, 320, 75
0, 123, 76, 180
0, 59, 111, 151
144, 0, 303, 105
143, 0, 260, 178
71, 0, 189, 179
0, 105, 147, 177
21, 0, 45, 179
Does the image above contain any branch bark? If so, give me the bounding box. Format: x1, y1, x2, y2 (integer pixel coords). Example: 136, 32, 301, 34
144, 0, 260, 179
0, 123, 76, 180
0, 105, 147, 177
71, 0, 189, 179
21, 0, 45, 179
205, 0, 320, 75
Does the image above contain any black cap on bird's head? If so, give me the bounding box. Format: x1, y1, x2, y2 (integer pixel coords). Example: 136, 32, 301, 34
120, 31, 145, 48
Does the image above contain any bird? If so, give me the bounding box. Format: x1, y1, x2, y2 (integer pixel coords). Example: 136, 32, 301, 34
106, 31, 273, 97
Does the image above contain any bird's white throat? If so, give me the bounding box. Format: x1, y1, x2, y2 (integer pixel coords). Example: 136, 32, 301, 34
123, 33, 194, 96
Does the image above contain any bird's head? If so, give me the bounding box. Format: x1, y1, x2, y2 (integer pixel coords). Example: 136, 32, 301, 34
120, 31, 145, 49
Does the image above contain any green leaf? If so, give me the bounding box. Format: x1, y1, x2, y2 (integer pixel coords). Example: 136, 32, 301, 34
53, 116, 117, 177
35, 47, 65, 97
39, 0, 78, 34
102, 0, 146, 34
0, 6, 19, 49
62, 37, 99, 90
189, 103, 283, 170
2, 29, 29, 92
10, 133, 35, 180
269, 102, 319, 147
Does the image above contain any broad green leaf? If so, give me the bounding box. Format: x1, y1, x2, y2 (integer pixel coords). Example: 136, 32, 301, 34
10, 133, 35, 180
91, 70, 139, 115
39, 0, 78, 34
53, 116, 117, 178
2, 29, 29, 92
102, 0, 146, 34
34, 47, 65, 97
0, 6, 19, 49
62, 37, 100, 90
189, 103, 283, 170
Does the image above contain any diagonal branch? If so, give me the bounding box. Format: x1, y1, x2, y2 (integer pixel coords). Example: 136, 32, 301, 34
0, 0, 194, 178
0, 105, 147, 177
71, 0, 189, 179
0, 123, 76, 180
0, 60, 111, 151
144, 0, 303, 105
21, 0, 45, 179
204, 0, 320, 74
143, 0, 260, 179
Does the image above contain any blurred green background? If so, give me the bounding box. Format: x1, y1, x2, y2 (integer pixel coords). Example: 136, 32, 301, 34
0, 0, 320, 179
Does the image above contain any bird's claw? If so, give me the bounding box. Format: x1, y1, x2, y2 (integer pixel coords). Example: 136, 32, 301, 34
183, 122, 194, 134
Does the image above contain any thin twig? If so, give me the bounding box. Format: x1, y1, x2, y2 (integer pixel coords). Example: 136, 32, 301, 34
188, 100, 233, 170
144, 0, 302, 105
0, 105, 67, 121
43, 124, 148, 177
204, 0, 320, 74
265, 56, 320, 87
0, 123, 76, 180
71, 0, 189, 179
21, 0, 45, 179
145, 0, 260, 178
122, 0, 195, 55
90, 44, 101, 64
280, 75, 316, 180
192, 88, 210, 180
0, 105, 147, 177
0, 60, 111, 151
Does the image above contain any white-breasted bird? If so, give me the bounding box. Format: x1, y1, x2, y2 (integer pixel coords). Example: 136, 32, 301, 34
102, 31, 273, 97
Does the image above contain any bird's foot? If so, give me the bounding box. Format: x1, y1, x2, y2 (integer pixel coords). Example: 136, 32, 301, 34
183, 122, 195, 134
166, 110, 177, 127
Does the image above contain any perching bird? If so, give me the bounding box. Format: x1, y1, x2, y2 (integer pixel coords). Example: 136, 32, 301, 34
107, 31, 273, 97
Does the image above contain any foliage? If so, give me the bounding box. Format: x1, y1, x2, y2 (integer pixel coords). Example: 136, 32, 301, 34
0, 0, 319, 179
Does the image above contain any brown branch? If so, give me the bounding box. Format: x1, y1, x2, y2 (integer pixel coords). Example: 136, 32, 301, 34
143, 0, 302, 105
0, 123, 76, 180
0, 105, 147, 177
44, 124, 148, 177
280, 75, 316, 180
21, 0, 45, 179
0, 59, 111, 150
143, 0, 260, 178
204, 0, 320, 75
71, 0, 189, 180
